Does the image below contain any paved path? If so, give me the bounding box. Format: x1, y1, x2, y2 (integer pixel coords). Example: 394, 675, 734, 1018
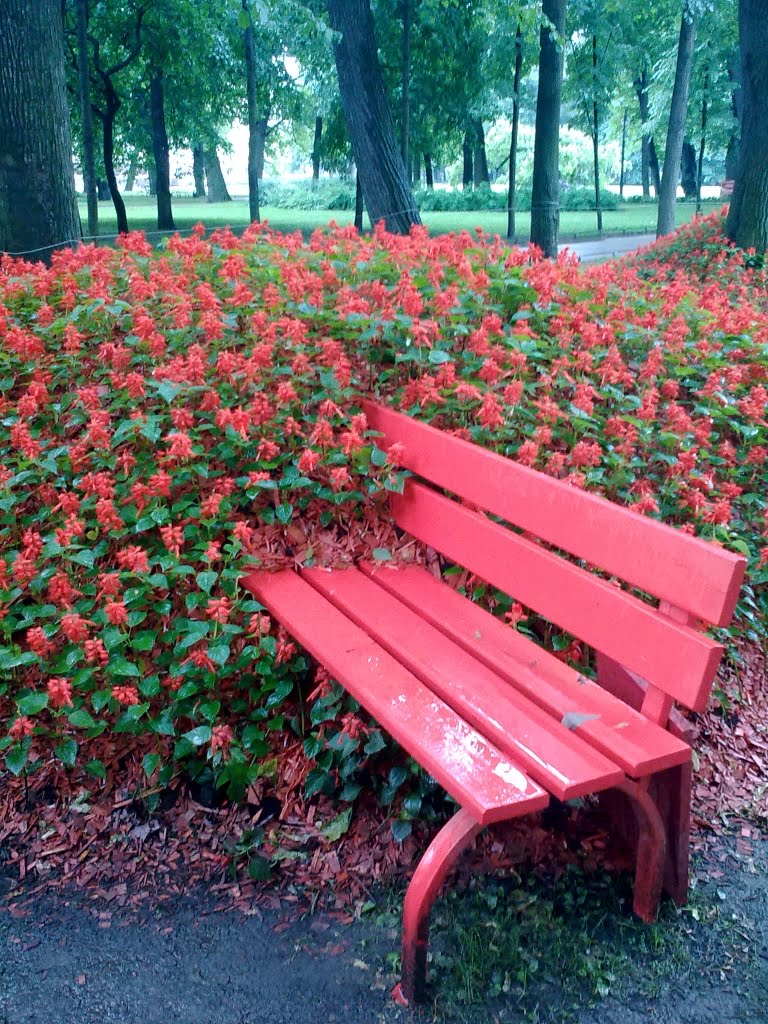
2, 835, 766, 1024
560, 233, 656, 262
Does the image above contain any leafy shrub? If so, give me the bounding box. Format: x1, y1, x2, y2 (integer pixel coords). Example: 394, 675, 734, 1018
1, 213, 767, 797
560, 186, 620, 211
260, 179, 356, 211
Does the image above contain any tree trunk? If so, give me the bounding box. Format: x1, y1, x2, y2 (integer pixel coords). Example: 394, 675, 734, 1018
424, 152, 434, 188
149, 70, 174, 230
507, 24, 523, 240
76, 0, 98, 237
680, 140, 698, 198
148, 162, 157, 195
696, 77, 708, 213
125, 153, 138, 192
462, 130, 473, 188
400, 0, 410, 169
327, 0, 420, 233
619, 108, 627, 199
311, 115, 323, 183
192, 144, 206, 198
354, 171, 364, 231
255, 118, 268, 179
100, 93, 129, 233
0, 0, 80, 260
473, 118, 489, 184
203, 148, 231, 202
635, 70, 657, 199
726, 0, 768, 252
96, 178, 110, 200
412, 151, 420, 186
242, 0, 261, 222
591, 33, 603, 233
657, 10, 696, 237
530, 0, 567, 257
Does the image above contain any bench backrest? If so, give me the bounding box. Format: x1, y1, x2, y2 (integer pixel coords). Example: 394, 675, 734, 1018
362, 400, 747, 715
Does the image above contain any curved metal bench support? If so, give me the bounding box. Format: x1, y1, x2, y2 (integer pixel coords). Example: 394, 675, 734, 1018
614, 777, 667, 922
396, 807, 484, 1005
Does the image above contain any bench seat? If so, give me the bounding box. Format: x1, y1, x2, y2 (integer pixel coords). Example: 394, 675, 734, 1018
246, 569, 548, 826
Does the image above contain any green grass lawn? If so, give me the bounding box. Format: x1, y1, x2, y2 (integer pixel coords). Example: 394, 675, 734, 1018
79, 194, 723, 244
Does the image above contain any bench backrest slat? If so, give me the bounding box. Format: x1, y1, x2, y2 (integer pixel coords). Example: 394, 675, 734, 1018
391, 482, 723, 711
363, 401, 746, 627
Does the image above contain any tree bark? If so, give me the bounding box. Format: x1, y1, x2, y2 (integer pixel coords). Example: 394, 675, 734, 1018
242, 0, 261, 222
462, 129, 473, 188
424, 152, 434, 188
400, 0, 410, 168
76, 0, 98, 237
530, 0, 566, 257
507, 24, 523, 240
619, 108, 627, 199
680, 140, 697, 198
149, 70, 174, 230
125, 153, 138, 192
99, 89, 129, 233
354, 171, 364, 231
472, 118, 489, 184
148, 162, 157, 196
311, 115, 323, 183
726, 0, 768, 252
203, 148, 231, 202
635, 70, 659, 198
192, 144, 206, 198
327, 0, 420, 233
657, 9, 696, 237
255, 118, 268, 179
591, 33, 603, 233
0, 0, 80, 260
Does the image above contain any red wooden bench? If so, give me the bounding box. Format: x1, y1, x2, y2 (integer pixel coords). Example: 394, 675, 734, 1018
244, 399, 746, 1004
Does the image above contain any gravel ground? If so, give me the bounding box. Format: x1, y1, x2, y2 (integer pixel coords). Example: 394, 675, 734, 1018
1, 835, 766, 1024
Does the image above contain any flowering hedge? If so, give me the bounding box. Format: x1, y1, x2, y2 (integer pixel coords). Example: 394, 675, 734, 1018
1, 215, 767, 795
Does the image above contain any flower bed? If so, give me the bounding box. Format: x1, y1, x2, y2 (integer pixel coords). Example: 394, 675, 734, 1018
1, 216, 767, 802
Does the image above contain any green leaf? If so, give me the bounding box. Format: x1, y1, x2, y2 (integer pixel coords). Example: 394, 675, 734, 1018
68, 708, 96, 729
0, 648, 39, 671
5, 745, 29, 776
275, 503, 293, 525
17, 692, 48, 716
84, 758, 106, 780
304, 766, 330, 798
198, 700, 221, 723
207, 643, 230, 667
196, 571, 218, 593
131, 630, 158, 652
142, 753, 161, 777
183, 725, 212, 746
55, 738, 78, 767
320, 807, 353, 842
114, 703, 150, 731
109, 657, 141, 678
392, 820, 413, 842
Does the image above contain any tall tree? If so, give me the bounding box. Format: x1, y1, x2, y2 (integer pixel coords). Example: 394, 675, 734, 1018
327, 0, 420, 233
148, 70, 175, 229
242, 0, 261, 223
0, 0, 80, 260
657, 4, 696, 236
726, 0, 768, 252
507, 25, 524, 239
530, 0, 567, 257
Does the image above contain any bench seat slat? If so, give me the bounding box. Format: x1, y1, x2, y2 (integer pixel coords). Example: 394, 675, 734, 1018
361, 564, 692, 778
303, 567, 624, 801
243, 569, 549, 826
363, 400, 746, 627
391, 482, 723, 712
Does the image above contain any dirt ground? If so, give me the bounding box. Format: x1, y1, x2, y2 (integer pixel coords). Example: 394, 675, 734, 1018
1, 830, 766, 1024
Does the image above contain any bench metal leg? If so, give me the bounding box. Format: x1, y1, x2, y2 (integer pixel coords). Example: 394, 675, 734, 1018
614, 778, 667, 922
395, 807, 483, 1005
650, 762, 692, 905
